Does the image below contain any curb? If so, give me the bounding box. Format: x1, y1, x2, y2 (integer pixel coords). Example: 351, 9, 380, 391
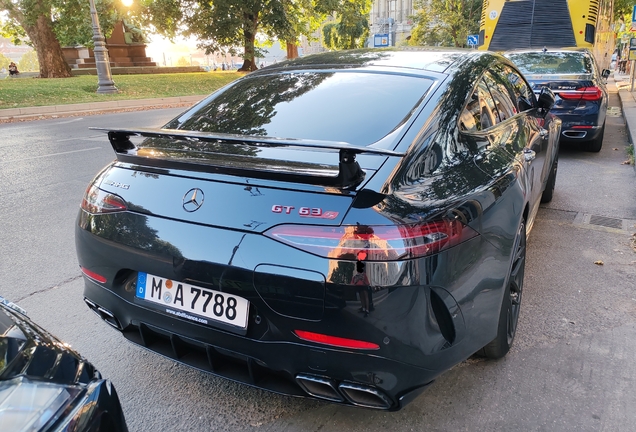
0, 95, 207, 121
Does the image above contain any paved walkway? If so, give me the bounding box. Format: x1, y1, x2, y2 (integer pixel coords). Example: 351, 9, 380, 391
613, 72, 636, 174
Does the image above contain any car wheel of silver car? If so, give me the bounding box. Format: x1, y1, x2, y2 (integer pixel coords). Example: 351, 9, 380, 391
586, 121, 605, 153
482, 220, 526, 359
540, 156, 558, 203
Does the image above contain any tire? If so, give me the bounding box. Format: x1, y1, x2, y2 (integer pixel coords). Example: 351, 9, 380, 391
540, 155, 558, 203
482, 221, 526, 359
586, 121, 605, 152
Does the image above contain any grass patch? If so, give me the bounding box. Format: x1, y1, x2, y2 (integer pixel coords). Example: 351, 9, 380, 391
628, 143, 635, 165
0, 72, 242, 109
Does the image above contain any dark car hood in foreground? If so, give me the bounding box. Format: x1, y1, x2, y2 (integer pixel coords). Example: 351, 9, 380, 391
0, 297, 127, 431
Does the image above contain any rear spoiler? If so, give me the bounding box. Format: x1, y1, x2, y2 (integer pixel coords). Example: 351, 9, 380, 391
90, 127, 406, 189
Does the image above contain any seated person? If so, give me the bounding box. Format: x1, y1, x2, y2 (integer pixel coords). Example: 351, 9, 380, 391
8, 62, 19, 76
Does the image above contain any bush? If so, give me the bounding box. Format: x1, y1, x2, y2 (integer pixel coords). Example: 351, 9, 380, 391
19, 51, 39, 72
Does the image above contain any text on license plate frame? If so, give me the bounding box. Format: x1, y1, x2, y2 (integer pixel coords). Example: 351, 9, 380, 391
136, 272, 249, 329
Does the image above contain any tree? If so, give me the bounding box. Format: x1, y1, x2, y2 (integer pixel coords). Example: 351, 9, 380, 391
0, 52, 10, 70
143, 0, 371, 71
409, 0, 481, 47
176, 55, 190, 66
615, 0, 633, 21
0, 0, 128, 78
19, 50, 39, 71
322, 0, 371, 50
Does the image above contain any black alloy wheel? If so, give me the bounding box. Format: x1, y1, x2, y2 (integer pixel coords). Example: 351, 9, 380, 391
482, 220, 526, 359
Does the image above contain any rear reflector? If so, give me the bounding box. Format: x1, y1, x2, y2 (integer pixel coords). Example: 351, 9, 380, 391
81, 267, 107, 283
265, 219, 478, 260
570, 125, 594, 129
294, 330, 379, 350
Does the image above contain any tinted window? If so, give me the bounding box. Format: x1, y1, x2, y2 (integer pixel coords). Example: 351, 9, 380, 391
482, 71, 517, 121
459, 78, 500, 132
507, 52, 593, 75
170, 72, 433, 146
494, 65, 534, 112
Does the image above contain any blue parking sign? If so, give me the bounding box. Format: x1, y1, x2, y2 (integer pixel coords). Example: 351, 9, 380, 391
374, 34, 389, 47
467, 34, 479, 46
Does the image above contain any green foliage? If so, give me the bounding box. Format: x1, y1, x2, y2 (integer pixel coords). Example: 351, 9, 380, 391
0, 19, 28, 46
175, 55, 190, 66
321, 0, 371, 50
19, 50, 39, 71
409, 0, 481, 47
614, 0, 633, 21
0, 52, 11, 70
0, 0, 140, 48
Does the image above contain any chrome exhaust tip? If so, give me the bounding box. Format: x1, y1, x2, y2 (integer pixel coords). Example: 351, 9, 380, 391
296, 374, 344, 402
562, 130, 588, 139
338, 382, 393, 410
84, 298, 122, 330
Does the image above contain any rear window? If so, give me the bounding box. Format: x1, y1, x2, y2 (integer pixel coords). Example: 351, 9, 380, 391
168, 72, 433, 146
506, 52, 593, 75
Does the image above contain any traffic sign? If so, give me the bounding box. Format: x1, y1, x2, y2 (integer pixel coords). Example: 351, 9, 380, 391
467, 34, 479, 46
374, 34, 389, 47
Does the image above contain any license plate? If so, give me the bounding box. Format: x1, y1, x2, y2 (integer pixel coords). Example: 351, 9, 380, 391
136, 272, 249, 329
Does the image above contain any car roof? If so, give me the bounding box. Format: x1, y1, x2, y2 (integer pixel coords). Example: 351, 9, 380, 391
254, 48, 490, 76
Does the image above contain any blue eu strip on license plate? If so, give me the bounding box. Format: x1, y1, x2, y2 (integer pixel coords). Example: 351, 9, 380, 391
136, 272, 249, 329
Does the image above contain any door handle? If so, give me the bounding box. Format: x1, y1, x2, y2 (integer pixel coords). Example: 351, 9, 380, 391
524, 149, 536, 162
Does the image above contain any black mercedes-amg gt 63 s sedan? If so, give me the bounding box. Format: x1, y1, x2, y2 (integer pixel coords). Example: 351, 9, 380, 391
76, 48, 560, 410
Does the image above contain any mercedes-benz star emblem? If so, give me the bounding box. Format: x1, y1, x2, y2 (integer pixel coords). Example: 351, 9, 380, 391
182, 188, 205, 212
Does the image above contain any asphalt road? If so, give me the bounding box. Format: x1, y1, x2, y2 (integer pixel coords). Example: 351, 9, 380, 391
0, 84, 635, 431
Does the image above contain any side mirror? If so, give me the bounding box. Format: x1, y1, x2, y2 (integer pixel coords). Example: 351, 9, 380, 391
536, 87, 555, 118
602, 69, 610, 79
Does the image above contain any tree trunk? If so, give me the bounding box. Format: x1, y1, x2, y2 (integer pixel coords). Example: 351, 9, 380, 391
286, 42, 299, 60
239, 12, 258, 72
23, 15, 72, 78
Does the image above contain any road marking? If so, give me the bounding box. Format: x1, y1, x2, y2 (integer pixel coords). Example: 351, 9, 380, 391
53, 118, 85, 125
0, 147, 102, 164
55, 135, 102, 142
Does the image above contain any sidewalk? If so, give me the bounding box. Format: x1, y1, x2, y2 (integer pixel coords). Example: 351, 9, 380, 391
613, 72, 636, 173
0, 95, 207, 121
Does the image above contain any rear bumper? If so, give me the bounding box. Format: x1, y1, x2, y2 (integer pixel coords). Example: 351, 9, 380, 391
82, 278, 435, 410
75, 207, 508, 410
560, 124, 603, 142
552, 105, 606, 143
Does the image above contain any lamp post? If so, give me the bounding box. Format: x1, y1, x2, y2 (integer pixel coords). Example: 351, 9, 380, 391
89, 0, 118, 93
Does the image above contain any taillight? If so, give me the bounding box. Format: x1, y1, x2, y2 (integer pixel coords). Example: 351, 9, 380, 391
558, 86, 602, 101
264, 219, 478, 261
81, 184, 127, 214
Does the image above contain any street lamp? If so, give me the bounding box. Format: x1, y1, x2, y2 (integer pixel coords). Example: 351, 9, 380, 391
89, 0, 118, 93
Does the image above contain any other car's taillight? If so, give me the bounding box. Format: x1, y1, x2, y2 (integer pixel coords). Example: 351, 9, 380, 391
81, 184, 127, 214
264, 219, 479, 261
558, 86, 602, 101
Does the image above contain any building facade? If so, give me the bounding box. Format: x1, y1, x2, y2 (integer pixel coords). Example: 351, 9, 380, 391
369, 0, 417, 46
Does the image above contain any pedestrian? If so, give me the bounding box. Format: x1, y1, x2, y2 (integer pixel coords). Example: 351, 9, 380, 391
8, 62, 19, 76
